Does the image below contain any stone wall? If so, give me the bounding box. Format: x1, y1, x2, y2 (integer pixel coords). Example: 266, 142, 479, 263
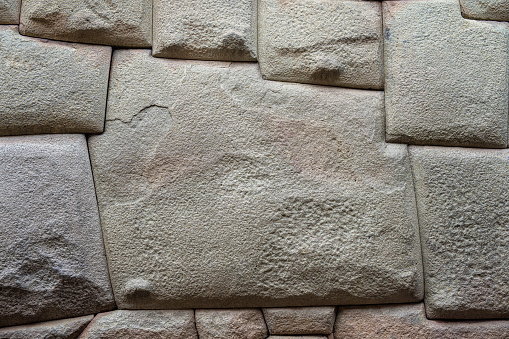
0, 0, 508, 337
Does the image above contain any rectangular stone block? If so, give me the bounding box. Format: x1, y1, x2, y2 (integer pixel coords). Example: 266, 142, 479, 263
0, 26, 110, 136
410, 146, 509, 319
0, 0, 20, 24
263, 307, 335, 335
384, 0, 509, 148
19, 0, 152, 47
258, 0, 383, 89
0, 134, 115, 327
88, 50, 423, 309
195, 309, 268, 339
460, 0, 509, 21
153, 0, 256, 61
0, 315, 93, 339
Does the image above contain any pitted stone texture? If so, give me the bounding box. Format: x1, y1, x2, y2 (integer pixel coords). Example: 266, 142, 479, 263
0, 26, 110, 136
0, 0, 20, 24
258, 0, 383, 89
410, 146, 509, 319
263, 307, 335, 335
0, 315, 93, 339
78, 310, 197, 339
88, 49, 423, 309
19, 0, 151, 47
195, 309, 268, 339
334, 303, 509, 338
460, 0, 509, 21
153, 0, 256, 61
384, 0, 509, 148
0, 134, 115, 327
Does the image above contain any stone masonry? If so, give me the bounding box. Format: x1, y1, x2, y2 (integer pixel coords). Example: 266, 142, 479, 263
0, 0, 508, 337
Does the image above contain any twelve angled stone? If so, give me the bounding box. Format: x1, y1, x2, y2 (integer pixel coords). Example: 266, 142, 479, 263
0, 134, 115, 327
263, 307, 335, 335
0, 0, 20, 24
410, 146, 509, 319
460, 0, 509, 21
153, 0, 256, 61
195, 309, 268, 339
88, 49, 423, 309
384, 0, 509, 148
0, 26, 110, 136
78, 310, 197, 339
0, 315, 93, 339
258, 0, 383, 89
19, 0, 152, 47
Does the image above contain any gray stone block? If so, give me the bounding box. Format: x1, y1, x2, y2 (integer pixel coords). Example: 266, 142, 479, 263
460, 0, 509, 21
263, 307, 335, 335
0, 315, 93, 339
0, 0, 20, 24
195, 309, 268, 339
0, 134, 115, 327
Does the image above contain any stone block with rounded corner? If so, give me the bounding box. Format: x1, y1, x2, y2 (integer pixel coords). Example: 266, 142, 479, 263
384, 0, 509, 147
0, 134, 115, 327
460, 0, 509, 21
195, 309, 268, 339
78, 310, 197, 339
0, 26, 110, 136
258, 0, 383, 89
19, 0, 151, 47
334, 303, 509, 338
88, 49, 423, 309
263, 307, 335, 335
0, 315, 93, 339
410, 146, 509, 319
0, 0, 21, 24
153, 0, 256, 61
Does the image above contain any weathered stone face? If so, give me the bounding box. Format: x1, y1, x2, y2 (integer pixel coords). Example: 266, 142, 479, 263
88, 49, 423, 309
0, 26, 110, 136
19, 0, 152, 47
78, 310, 197, 339
384, 0, 509, 148
258, 0, 383, 89
153, 0, 257, 61
0, 0, 20, 24
263, 307, 335, 335
195, 309, 268, 339
0, 315, 93, 339
460, 0, 509, 21
410, 146, 509, 319
0, 135, 115, 327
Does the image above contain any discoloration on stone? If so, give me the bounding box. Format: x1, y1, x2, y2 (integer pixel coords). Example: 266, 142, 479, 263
0, 315, 93, 339
0, 0, 20, 24
195, 309, 268, 339
263, 307, 335, 335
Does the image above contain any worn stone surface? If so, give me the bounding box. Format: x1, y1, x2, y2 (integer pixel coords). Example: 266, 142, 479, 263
384, 0, 509, 148
0, 0, 20, 24
263, 307, 335, 335
335, 303, 509, 338
19, 0, 151, 47
268, 336, 330, 339
0, 26, 110, 136
78, 310, 197, 339
195, 309, 267, 339
153, 0, 256, 61
258, 0, 383, 89
0, 315, 93, 339
0, 134, 115, 327
410, 146, 509, 319
88, 49, 423, 309
460, 0, 509, 21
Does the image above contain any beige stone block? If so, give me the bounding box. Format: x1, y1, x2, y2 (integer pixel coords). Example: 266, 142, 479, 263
460, 0, 509, 21
263, 307, 335, 335
195, 309, 268, 339
0, 315, 93, 339
0, 0, 20, 24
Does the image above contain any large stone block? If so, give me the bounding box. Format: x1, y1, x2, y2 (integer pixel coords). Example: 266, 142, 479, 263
153, 0, 256, 61
0, 134, 115, 327
460, 0, 509, 21
195, 309, 268, 339
258, 0, 383, 89
410, 146, 509, 319
263, 307, 335, 335
334, 303, 509, 338
88, 49, 423, 309
0, 26, 110, 136
384, 0, 509, 148
0, 315, 93, 339
78, 310, 197, 339
19, 0, 151, 47
0, 0, 20, 24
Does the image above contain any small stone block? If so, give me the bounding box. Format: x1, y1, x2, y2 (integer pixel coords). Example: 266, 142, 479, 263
263, 307, 335, 335
195, 309, 268, 339
0, 0, 21, 24
0, 315, 93, 339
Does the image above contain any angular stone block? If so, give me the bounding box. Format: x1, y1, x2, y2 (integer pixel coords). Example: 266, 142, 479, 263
78, 310, 197, 339
0, 26, 110, 136
88, 49, 423, 309
258, 0, 383, 89
460, 0, 509, 21
153, 0, 256, 61
0, 315, 93, 339
410, 146, 509, 319
334, 303, 509, 338
263, 307, 335, 335
195, 309, 267, 339
384, 0, 509, 148
0, 0, 20, 24
0, 134, 115, 327
19, 0, 151, 47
